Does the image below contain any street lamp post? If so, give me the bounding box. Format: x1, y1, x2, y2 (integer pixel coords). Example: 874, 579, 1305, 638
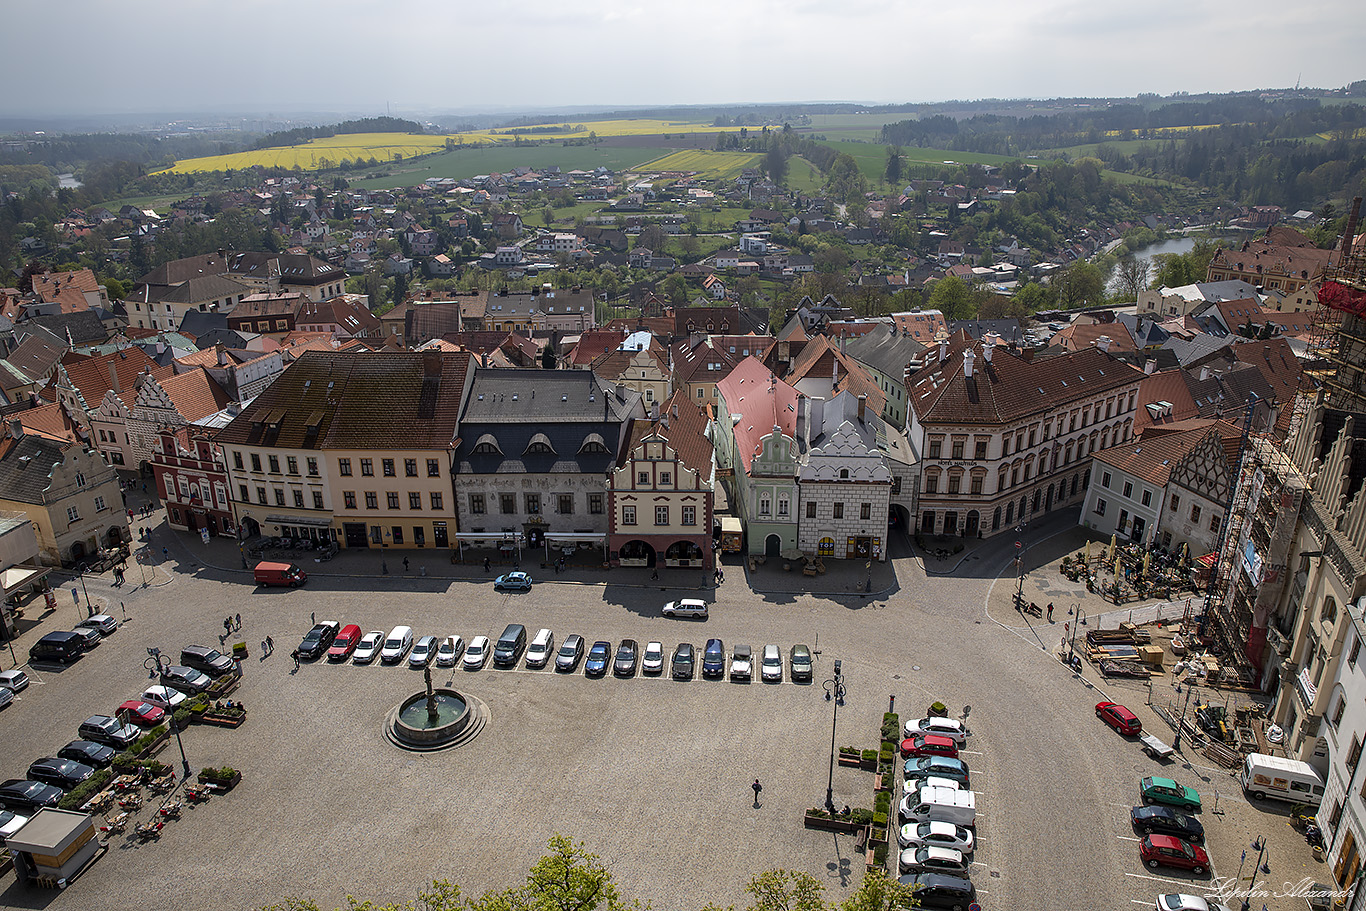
1240, 836, 1270, 911
144, 647, 192, 780
76, 563, 93, 617
1014, 523, 1028, 610
822, 659, 846, 814
1173, 682, 1197, 752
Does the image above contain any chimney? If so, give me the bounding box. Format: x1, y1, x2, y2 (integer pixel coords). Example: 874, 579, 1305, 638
857, 395, 867, 423
963, 348, 975, 379
1095, 335, 1112, 353
1199, 365, 1210, 381
108, 359, 121, 393
938, 339, 948, 363
1144, 358, 1156, 375
983, 332, 996, 363
216, 344, 228, 367
8, 419, 22, 439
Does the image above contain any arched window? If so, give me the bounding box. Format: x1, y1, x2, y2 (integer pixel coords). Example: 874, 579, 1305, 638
1322, 597, 1338, 624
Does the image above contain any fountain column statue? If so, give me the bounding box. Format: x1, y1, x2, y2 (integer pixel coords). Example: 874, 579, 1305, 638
424, 665, 438, 722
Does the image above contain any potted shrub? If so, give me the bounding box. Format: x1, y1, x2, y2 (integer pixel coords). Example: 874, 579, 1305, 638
838, 745, 862, 767
860, 749, 878, 772
201, 700, 247, 728
58, 769, 113, 810
231, 641, 248, 660
133, 724, 169, 758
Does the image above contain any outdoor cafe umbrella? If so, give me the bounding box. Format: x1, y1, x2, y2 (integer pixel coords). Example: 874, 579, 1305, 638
1143, 550, 1151, 578
1108, 534, 1116, 563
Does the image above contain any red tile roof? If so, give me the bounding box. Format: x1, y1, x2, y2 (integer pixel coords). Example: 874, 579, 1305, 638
716, 356, 801, 472
1093, 420, 1241, 487
157, 368, 231, 422
907, 331, 1144, 426
622, 391, 714, 478
58, 347, 165, 406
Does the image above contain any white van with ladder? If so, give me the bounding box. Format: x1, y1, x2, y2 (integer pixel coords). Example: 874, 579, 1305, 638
1240, 753, 1325, 805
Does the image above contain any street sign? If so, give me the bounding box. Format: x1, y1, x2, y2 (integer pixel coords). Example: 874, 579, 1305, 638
1015, 541, 1021, 550
200, 528, 210, 545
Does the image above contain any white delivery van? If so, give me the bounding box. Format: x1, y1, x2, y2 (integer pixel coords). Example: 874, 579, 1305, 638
1240, 753, 1325, 805
897, 785, 976, 826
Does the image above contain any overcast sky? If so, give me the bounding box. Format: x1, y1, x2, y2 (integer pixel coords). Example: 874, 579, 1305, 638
6, 0, 1362, 119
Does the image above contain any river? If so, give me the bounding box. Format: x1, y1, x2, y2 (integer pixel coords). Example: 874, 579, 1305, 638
1106, 234, 1235, 294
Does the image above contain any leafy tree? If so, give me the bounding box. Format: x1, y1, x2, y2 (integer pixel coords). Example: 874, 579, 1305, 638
884, 147, 902, 186
743, 869, 825, 911
1114, 255, 1149, 301
927, 276, 976, 319
1052, 260, 1106, 309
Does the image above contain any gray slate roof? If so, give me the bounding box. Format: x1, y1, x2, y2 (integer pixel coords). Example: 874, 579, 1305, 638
0, 434, 67, 504
838, 328, 927, 378
27, 311, 106, 346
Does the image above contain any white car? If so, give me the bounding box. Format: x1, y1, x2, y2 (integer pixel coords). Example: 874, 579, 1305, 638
0, 669, 29, 692
903, 716, 968, 745
662, 599, 708, 619
352, 631, 385, 664
761, 644, 782, 682
435, 636, 465, 667
641, 641, 664, 675
408, 636, 438, 669
77, 614, 118, 636
898, 820, 975, 854
1156, 896, 1233, 911
0, 687, 12, 709
140, 686, 188, 710
0, 809, 29, 840
463, 636, 490, 670
898, 844, 968, 876
730, 645, 752, 680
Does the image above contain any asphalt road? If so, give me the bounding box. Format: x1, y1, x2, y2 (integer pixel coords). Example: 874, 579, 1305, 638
0, 526, 1319, 911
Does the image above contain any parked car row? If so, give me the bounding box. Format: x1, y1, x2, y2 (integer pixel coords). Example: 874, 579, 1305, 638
0, 640, 240, 823
23, 614, 119, 669
895, 715, 980, 910
298, 620, 817, 683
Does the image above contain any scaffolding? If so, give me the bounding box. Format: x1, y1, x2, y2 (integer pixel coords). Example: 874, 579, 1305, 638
1318, 197, 1366, 412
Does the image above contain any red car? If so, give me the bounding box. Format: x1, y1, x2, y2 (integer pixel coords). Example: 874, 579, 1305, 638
1096, 701, 1142, 735
1139, 834, 1209, 874
327, 624, 363, 662
901, 734, 960, 760
117, 700, 166, 728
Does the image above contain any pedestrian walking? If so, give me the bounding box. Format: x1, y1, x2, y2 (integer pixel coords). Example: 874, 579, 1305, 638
235, 612, 242, 631
260, 640, 268, 660
751, 779, 763, 806
382, 560, 389, 575
291, 649, 300, 671
483, 557, 491, 573
162, 546, 169, 561
310, 611, 315, 625
265, 635, 273, 654
223, 617, 232, 635
1047, 602, 1054, 622
402, 557, 409, 572
651, 567, 659, 580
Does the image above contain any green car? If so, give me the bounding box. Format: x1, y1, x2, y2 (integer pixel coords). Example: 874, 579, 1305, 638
1140, 776, 1202, 812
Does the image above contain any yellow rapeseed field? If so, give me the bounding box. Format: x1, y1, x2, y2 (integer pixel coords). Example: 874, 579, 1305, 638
160, 119, 760, 174
635, 150, 764, 180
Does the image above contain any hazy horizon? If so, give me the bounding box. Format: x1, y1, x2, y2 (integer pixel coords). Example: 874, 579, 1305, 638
5, 0, 1362, 121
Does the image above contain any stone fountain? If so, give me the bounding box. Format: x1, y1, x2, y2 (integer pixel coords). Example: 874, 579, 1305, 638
384, 665, 488, 752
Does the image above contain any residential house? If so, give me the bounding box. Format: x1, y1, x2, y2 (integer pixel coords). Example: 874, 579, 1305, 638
214, 350, 473, 549
1137, 279, 1264, 318
452, 368, 643, 560
609, 394, 715, 570
1206, 225, 1336, 296
226, 293, 302, 341
1080, 420, 1240, 553
590, 343, 671, 410
670, 337, 741, 409
0, 421, 128, 565
713, 358, 802, 556
839, 325, 929, 430
891, 310, 949, 346
151, 424, 235, 537
906, 332, 1145, 538
293, 296, 383, 341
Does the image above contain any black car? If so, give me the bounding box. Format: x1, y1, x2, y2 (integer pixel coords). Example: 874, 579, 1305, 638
27, 758, 95, 791
297, 621, 341, 660
702, 638, 725, 678
180, 645, 235, 677
0, 779, 64, 812
555, 635, 584, 673
57, 740, 116, 769
1131, 804, 1206, 844
672, 643, 695, 680
613, 639, 639, 677
897, 872, 976, 910
160, 665, 212, 695
584, 640, 611, 677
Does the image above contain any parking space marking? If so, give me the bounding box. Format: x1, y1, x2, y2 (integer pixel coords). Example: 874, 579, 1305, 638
1125, 870, 1216, 886
1116, 834, 1141, 842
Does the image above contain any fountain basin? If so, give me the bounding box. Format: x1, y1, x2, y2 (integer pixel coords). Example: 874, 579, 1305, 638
385, 688, 487, 751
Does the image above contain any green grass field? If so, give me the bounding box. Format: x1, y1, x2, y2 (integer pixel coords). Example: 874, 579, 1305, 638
350, 145, 664, 190
786, 157, 825, 194
635, 150, 763, 180
99, 192, 200, 213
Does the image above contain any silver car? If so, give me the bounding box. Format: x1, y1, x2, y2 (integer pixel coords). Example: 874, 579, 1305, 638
435, 636, 465, 667
408, 636, 438, 669
352, 631, 385, 664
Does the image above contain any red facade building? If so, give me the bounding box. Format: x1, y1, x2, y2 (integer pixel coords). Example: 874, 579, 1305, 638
151, 427, 234, 538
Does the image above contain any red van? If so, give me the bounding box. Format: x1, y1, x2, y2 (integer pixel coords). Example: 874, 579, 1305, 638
328, 625, 363, 661
253, 561, 308, 587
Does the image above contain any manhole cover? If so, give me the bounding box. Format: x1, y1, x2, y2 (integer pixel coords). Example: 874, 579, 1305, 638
911, 666, 921, 671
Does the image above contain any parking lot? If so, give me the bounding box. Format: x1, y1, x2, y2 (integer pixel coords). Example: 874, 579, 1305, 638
0, 515, 1328, 911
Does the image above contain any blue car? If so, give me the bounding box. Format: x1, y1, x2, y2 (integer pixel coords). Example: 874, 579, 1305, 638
494, 572, 533, 592
585, 640, 611, 677
702, 638, 725, 678
903, 756, 970, 787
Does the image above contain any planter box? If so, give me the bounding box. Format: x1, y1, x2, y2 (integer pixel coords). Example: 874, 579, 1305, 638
206, 674, 240, 698
135, 729, 169, 759
199, 712, 245, 728
197, 770, 242, 792
803, 813, 860, 834
838, 753, 862, 768
874, 773, 893, 792
860, 755, 879, 772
